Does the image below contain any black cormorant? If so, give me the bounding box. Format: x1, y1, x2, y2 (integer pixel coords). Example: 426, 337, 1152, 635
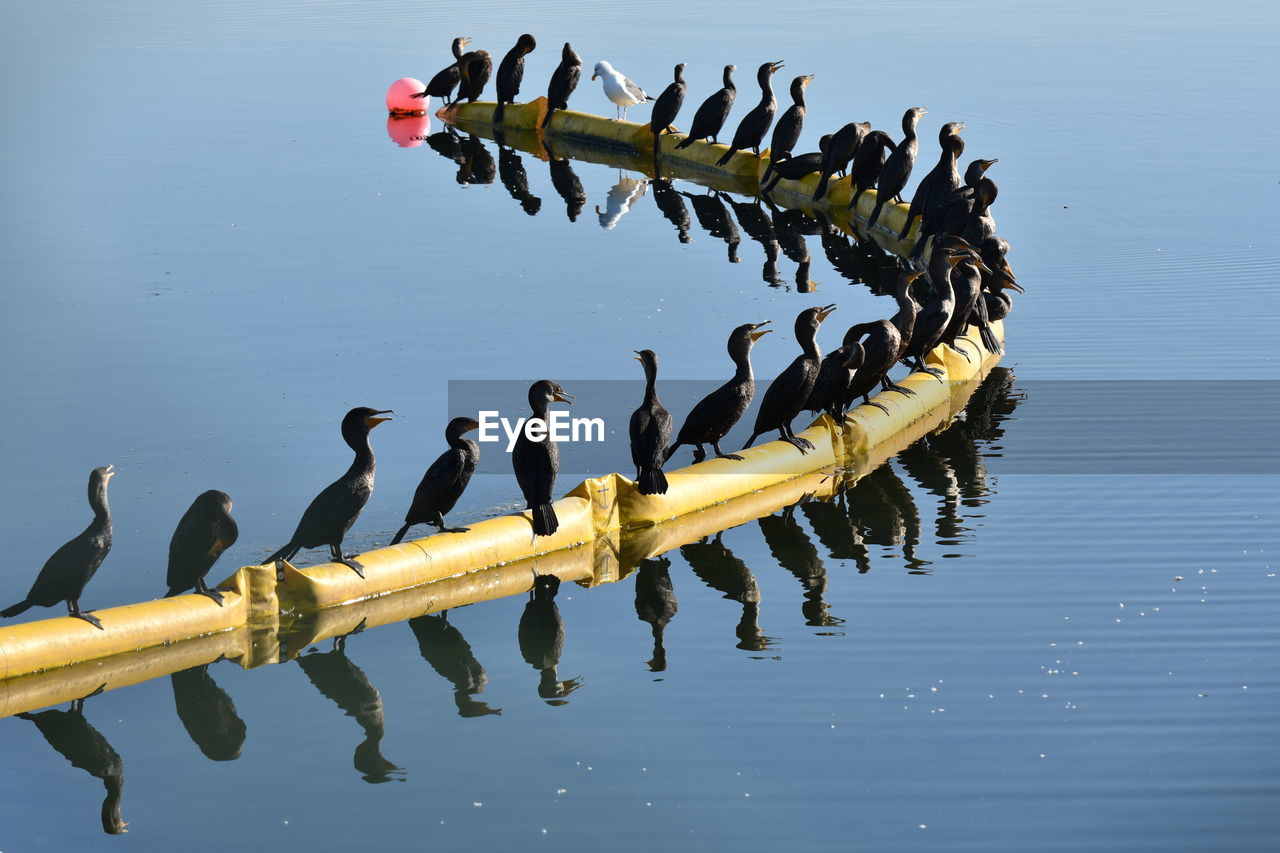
888, 268, 928, 374
812, 120, 871, 201
868, 106, 925, 228
519, 573, 581, 702
716, 60, 784, 165
649, 62, 687, 152
761, 74, 814, 185
743, 304, 837, 453
903, 246, 964, 376
936, 238, 996, 356
761, 133, 830, 193
413, 37, 470, 104
164, 489, 238, 604
455, 50, 493, 102
265, 407, 392, 578
494, 33, 536, 122
513, 380, 573, 537
675, 64, 736, 148
911, 158, 997, 260
542, 41, 582, 128
389, 416, 480, 545
2, 466, 114, 629
630, 349, 673, 495
900, 121, 964, 239
667, 322, 772, 462
841, 319, 902, 413
847, 129, 897, 210
807, 342, 864, 419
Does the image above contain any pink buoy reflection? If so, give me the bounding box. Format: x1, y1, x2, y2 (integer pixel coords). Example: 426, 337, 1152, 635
386, 77, 427, 115
387, 113, 431, 148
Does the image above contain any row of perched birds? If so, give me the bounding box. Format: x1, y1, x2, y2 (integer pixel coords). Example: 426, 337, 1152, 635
418, 35, 1015, 268
1, 228, 1016, 631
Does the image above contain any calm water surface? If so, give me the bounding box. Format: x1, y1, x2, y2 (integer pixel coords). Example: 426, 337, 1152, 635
2, 1, 1278, 849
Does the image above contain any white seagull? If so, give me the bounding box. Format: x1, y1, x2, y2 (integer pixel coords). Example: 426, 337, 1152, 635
591, 61, 651, 121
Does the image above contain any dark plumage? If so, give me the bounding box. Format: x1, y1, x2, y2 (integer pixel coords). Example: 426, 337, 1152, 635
936, 238, 995, 357
900, 121, 965, 239
413, 37, 470, 104
761, 74, 814, 185
264, 407, 392, 578
542, 42, 582, 127
762, 133, 830, 192
675, 64, 736, 149
455, 50, 493, 102
165, 489, 238, 605
868, 106, 925, 228
812, 121, 871, 201
649, 63, 687, 154
911, 158, 997, 260
841, 319, 902, 414
389, 416, 480, 545
18, 696, 127, 834
716, 60, 784, 165
743, 305, 837, 453
847, 130, 897, 210
519, 573, 580, 701
888, 269, 928, 367
630, 349, 673, 495
806, 342, 864, 419
902, 245, 963, 377
667, 322, 773, 463
513, 380, 573, 537
494, 33, 537, 123
2, 466, 114, 629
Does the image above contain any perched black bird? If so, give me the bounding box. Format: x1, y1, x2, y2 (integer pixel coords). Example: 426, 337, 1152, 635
902, 245, 964, 377
806, 342, 864, 419
717, 61, 784, 165
171, 663, 247, 761
911, 158, 998, 259
408, 611, 501, 717
455, 49, 493, 103
633, 556, 678, 671
542, 41, 583, 128
900, 121, 965, 239
513, 380, 573, 536
413, 37, 470, 104
743, 305, 837, 453
761, 134, 830, 193
812, 120, 871, 201
675, 64, 736, 148
847, 130, 897, 210
887, 269, 928, 373
649, 62, 687, 155
841, 319, 903, 413
264, 407, 392, 578
390, 416, 480, 545
936, 238, 997, 357
667, 322, 772, 462
519, 573, 580, 702
18, 694, 127, 834
164, 489, 238, 605
867, 106, 926, 227
3, 466, 114, 629
630, 349, 673, 495
495, 33, 537, 123
761, 74, 814, 185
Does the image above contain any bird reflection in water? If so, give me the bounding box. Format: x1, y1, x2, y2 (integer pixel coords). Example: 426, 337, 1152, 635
18, 690, 127, 834
846, 464, 926, 573
171, 662, 247, 761
596, 171, 649, 230
650, 179, 692, 244
681, 531, 775, 653
518, 573, 582, 704
296, 627, 405, 783
633, 555, 678, 671
408, 611, 502, 717
724, 195, 783, 285
758, 503, 843, 629
683, 189, 740, 262
495, 134, 542, 215
768, 199, 825, 293
815, 212, 899, 295
544, 140, 587, 222
426, 127, 496, 187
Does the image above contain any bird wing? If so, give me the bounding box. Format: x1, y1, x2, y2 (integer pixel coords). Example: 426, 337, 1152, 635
622, 76, 648, 101
167, 507, 220, 587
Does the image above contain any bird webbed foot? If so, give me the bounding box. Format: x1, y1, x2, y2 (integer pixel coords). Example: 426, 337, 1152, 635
884, 382, 917, 397
337, 557, 366, 578
73, 610, 105, 630
783, 435, 814, 454
198, 587, 226, 607
440, 526, 471, 534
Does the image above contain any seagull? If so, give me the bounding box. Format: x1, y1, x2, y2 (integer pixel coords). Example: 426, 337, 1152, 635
591, 61, 652, 121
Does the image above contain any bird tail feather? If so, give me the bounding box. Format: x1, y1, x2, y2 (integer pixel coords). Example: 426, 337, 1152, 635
638, 466, 669, 495
1, 599, 33, 618
531, 503, 559, 537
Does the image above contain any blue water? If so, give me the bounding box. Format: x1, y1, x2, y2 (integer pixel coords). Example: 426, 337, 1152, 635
2, 1, 1278, 849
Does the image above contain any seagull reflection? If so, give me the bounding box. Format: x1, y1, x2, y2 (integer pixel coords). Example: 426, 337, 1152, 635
681, 531, 774, 652
407, 611, 502, 717
171, 662, 247, 761
758, 504, 843, 628
683, 190, 740, 263
296, 630, 405, 783
651, 179, 692, 244
634, 555, 678, 671
518, 573, 581, 703
596, 171, 649, 229
18, 691, 127, 834
545, 144, 587, 222
497, 143, 542, 215
725, 195, 783, 285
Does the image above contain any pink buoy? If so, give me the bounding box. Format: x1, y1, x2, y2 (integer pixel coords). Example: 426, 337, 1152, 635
387, 77, 427, 115
387, 113, 431, 148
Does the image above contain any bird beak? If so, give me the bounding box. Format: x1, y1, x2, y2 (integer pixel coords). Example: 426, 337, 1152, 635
365, 410, 394, 428
984, 158, 999, 168
463, 418, 481, 433
817, 304, 837, 321
750, 327, 773, 341
1006, 280, 1025, 294
591, 72, 598, 81
919, 107, 928, 115
770, 61, 785, 72
908, 269, 928, 281
803, 75, 815, 86
976, 260, 994, 275
104, 465, 116, 480
553, 390, 574, 404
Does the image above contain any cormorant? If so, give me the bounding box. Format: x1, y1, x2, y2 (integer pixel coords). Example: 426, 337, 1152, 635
667, 322, 772, 463
412, 37, 470, 104
812, 120, 871, 201
807, 342, 864, 418
389, 416, 480, 545
408, 611, 502, 717
900, 121, 965, 239
264, 407, 392, 578
902, 246, 964, 376
760, 74, 814, 185
164, 489, 238, 604
716, 60, 784, 165
761, 134, 830, 193
936, 238, 996, 356
649, 63, 687, 155
455, 50, 493, 102
634, 555, 678, 671
2, 465, 114, 629
651, 178, 692, 242
519, 573, 581, 702
542, 41, 582, 128
868, 106, 926, 228
630, 349, 673, 495
911, 158, 997, 259
513, 380, 573, 537
961, 175, 999, 245
494, 33, 536, 123
171, 663, 247, 761
888, 268, 928, 372
982, 262, 1023, 322
675, 64, 736, 148
592, 61, 651, 120
743, 304, 837, 453
841, 319, 903, 413
847, 129, 897, 210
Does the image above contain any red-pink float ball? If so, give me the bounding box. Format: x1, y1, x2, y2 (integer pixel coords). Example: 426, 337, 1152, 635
387, 77, 427, 115
387, 114, 431, 148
